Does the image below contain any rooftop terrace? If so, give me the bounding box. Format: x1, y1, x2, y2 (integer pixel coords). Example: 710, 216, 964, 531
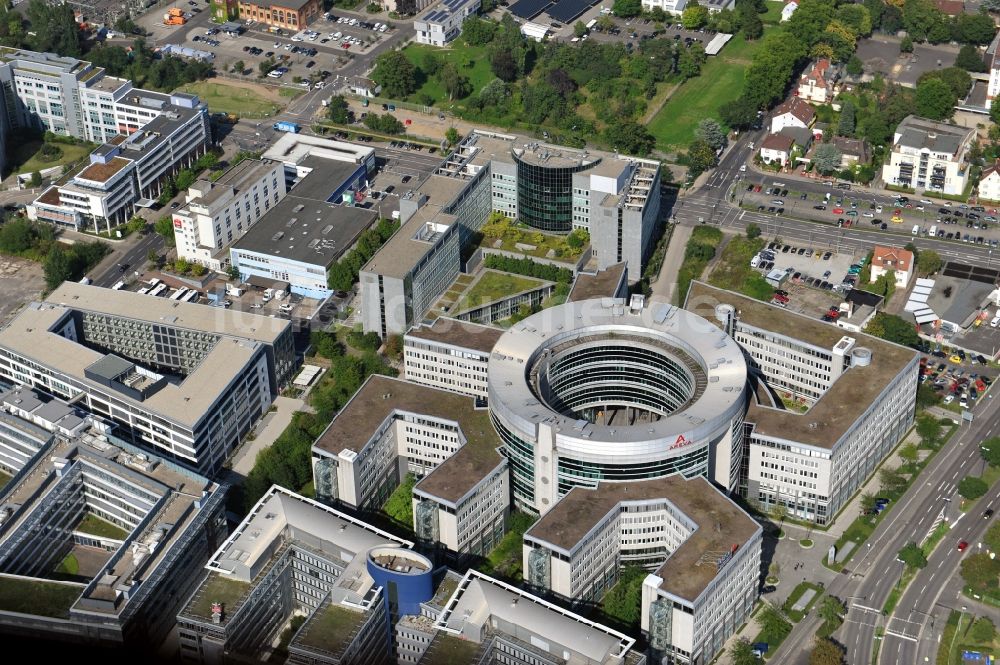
293, 602, 367, 656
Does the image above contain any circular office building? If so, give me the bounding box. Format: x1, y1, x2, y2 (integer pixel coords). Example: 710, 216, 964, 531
488, 298, 749, 514
512, 145, 601, 233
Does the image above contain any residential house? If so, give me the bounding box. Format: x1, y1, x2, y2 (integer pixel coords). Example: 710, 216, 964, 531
979, 160, 1000, 202
770, 96, 816, 133
832, 136, 871, 168
797, 58, 840, 104
871, 245, 915, 288
881, 115, 975, 196
760, 133, 795, 166
349, 77, 381, 98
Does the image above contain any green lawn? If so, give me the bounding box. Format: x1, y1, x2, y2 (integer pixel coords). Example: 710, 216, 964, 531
478, 512, 535, 582
457, 271, 544, 311
7, 139, 93, 176
75, 513, 130, 540
296, 604, 365, 655
178, 81, 284, 118
648, 34, 765, 151
401, 42, 496, 112
782, 581, 823, 622
0, 576, 81, 618
762, 1, 785, 24
708, 235, 775, 300
185, 574, 250, 620
53, 553, 79, 577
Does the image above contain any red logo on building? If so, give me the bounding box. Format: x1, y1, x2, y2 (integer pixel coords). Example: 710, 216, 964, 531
173, 217, 182, 229
669, 434, 692, 450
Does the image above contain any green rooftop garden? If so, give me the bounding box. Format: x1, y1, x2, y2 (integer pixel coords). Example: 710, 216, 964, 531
185, 574, 250, 620
479, 214, 588, 263
75, 513, 129, 540
421, 633, 482, 665
0, 575, 81, 618
295, 604, 365, 655
0, 469, 11, 490
455, 271, 544, 313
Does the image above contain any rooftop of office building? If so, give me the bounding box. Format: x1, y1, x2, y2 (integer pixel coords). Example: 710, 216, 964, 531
77, 156, 132, 183
0, 283, 290, 425
405, 317, 504, 353
232, 193, 376, 267
567, 263, 626, 302
525, 476, 760, 602
0, 426, 218, 619
182, 158, 280, 210
0, 47, 87, 73
685, 281, 918, 449
314, 376, 503, 504
435, 570, 638, 663
181, 485, 409, 624
261, 132, 374, 167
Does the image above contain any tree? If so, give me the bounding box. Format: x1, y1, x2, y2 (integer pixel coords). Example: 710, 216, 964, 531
462, 16, 496, 45
958, 475, 988, 500
916, 383, 940, 409
915, 413, 943, 446
29, 171, 41, 187
969, 618, 996, 644
445, 127, 461, 146
919, 67, 972, 98
231, 59, 245, 74
720, 96, 759, 130
490, 48, 519, 82
981, 437, 1000, 468
898, 542, 928, 568
846, 55, 864, 77
44, 245, 76, 290
916, 249, 942, 276
810, 638, 844, 665
915, 77, 956, 120
612, 0, 642, 17
818, 595, 846, 625
865, 313, 918, 346
746, 223, 761, 239
729, 639, 759, 665
439, 62, 471, 100
574, 20, 588, 37
899, 443, 919, 465
742, 10, 764, 39
26, 0, 81, 57
757, 603, 792, 642
838, 101, 856, 137
860, 492, 879, 514
961, 552, 1000, 592
682, 1, 710, 28
154, 216, 176, 248
695, 118, 727, 151
813, 143, 843, 175
956, 44, 987, 72
604, 121, 655, 156
147, 248, 159, 264
687, 139, 718, 176
602, 566, 646, 624
259, 58, 277, 76
326, 95, 351, 124
955, 12, 997, 45
371, 50, 417, 98
880, 467, 907, 493
900, 34, 913, 53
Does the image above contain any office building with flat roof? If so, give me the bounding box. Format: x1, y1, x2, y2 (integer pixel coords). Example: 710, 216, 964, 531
360, 130, 661, 337
403, 317, 503, 399
0, 414, 225, 651
312, 375, 509, 563
262, 132, 377, 179
173, 159, 287, 271
686, 282, 920, 524
414, 0, 482, 46
0, 386, 88, 476
0, 282, 295, 476
176, 485, 412, 665
230, 157, 375, 298
522, 476, 761, 665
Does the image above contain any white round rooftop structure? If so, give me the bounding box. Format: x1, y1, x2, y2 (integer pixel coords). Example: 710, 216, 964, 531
488, 298, 749, 513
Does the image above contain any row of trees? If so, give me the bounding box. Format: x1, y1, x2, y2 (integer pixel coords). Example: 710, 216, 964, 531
482, 254, 573, 283
155, 152, 221, 206
327, 218, 400, 291
87, 39, 214, 92
43, 241, 110, 290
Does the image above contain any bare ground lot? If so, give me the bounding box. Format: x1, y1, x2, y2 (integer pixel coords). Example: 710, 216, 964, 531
0, 258, 44, 325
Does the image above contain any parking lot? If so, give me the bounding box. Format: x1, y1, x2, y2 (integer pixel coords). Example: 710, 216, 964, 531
855, 35, 958, 88
755, 239, 864, 312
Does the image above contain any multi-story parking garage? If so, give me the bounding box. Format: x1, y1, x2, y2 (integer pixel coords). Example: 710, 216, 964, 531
487, 296, 749, 515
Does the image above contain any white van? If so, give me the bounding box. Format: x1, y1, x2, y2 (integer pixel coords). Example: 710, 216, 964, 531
912, 225, 920, 235
750, 255, 761, 268
928, 225, 937, 237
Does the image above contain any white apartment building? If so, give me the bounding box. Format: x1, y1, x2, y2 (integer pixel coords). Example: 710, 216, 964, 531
796, 59, 838, 105
686, 282, 920, 525
0, 282, 295, 476
173, 159, 286, 271
414, 0, 481, 46
987, 30, 1000, 102
522, 477, 760, 665
403, 317, 502, 399
312, 375, 508, 562
882, 115, 975, 196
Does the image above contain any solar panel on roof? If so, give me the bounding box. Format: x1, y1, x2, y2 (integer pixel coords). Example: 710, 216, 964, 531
547, 0, 596, 22
510, 0, 551, 19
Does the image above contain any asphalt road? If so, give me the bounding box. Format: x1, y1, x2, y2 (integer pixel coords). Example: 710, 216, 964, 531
90, 231, 165, 288
770, 393, 1000, 664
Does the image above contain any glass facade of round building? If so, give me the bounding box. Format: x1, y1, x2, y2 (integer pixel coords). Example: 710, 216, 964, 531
513, 152, 595, 233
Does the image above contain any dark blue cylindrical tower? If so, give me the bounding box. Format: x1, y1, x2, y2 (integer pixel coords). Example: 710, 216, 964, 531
365, 546, 434, 618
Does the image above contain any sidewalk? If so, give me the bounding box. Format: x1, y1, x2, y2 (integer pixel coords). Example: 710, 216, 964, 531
229, 395, 305, 476
650, 224, 691, 305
